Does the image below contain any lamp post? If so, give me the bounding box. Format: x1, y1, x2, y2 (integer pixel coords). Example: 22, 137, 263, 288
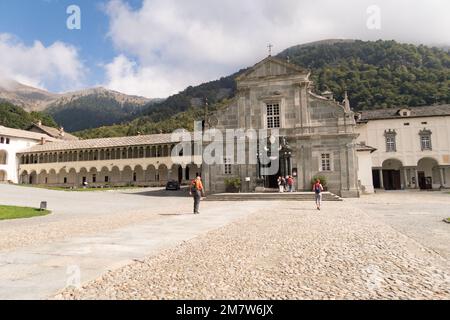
256, 152, 266, 188
280, 137, 292, 177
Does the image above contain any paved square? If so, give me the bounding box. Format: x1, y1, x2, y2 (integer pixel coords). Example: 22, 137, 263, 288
0, 185, 449, 300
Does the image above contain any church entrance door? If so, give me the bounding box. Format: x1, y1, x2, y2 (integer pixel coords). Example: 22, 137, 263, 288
383, 170, 401, 190
265, 161, 281, 189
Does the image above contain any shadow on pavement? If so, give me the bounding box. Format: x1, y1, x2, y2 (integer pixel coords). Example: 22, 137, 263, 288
158, 213, 194, 216
125, 187, 190, 198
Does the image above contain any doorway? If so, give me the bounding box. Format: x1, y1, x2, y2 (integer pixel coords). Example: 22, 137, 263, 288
417, 158, 438, 190
0, 170, 7, 182
381, 159, 403, 190
372, 170, 381, 189
418, 171, 432, 190
383, 170, 401, 190
260, 156, 281, 189
178, 166, 183, 184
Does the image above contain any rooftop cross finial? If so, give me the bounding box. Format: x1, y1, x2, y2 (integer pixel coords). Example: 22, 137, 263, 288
268, 43, 273, 56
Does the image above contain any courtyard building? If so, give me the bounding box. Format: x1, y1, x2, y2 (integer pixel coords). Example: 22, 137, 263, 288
356, 105, 450, 191
0, 126, 55, 184
18, 134, 202, 187
28, 121, 79, 141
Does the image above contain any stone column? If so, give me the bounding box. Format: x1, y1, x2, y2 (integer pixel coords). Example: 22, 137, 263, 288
288, 157, 293, 176
414, 168, 419, 189
379, 169, 384, 189
342, 142, 359, 197
439, 167, 445, 188
182, 166, 187, 183
294, 85, 301, 127
403, 168, 409, 189
296, 144, 309, 190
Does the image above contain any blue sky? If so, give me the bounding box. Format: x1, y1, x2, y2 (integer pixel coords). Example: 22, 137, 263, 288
0, 0, 119, 86
0, 0, 448, 98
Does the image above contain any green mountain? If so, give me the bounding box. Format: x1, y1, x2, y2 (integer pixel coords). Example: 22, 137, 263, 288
280, 39, 450, 109
0, 82, 153, 132
76, 39, 450, 138
0, 101, 58, 130
45, 87, 152, 132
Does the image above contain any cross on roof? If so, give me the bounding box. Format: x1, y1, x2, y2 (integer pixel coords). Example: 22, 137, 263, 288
268, 43, 273, 56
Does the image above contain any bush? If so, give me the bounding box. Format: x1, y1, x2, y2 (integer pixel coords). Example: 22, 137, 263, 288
224, 177, 241, 192
311, 175, 328, 187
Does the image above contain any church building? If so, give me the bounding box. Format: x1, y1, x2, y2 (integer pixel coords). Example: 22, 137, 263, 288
202, 56, 361, 197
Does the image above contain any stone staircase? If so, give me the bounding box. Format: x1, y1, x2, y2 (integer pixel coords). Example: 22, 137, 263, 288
205, 192, 343, 202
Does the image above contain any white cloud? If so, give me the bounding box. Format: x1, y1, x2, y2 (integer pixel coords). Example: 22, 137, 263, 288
0, 33, 86, 91
103, 0, 450, 98
104, 54, 199, 97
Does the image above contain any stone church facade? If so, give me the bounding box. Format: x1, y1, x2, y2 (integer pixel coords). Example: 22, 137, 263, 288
202, 56, 360, 197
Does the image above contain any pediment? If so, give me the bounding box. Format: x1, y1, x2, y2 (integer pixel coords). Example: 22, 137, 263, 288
236, 56, 310, 82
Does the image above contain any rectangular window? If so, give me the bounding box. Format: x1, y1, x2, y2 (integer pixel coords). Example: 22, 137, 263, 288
224, 158, 232, 175
321, 154, 331, 171
92, 175, 97, 183
421, 135, 432, 151
386, 136, 396, 152
105, 176, 109, 183
267, 103, 280, 129
63, 177, 67, 184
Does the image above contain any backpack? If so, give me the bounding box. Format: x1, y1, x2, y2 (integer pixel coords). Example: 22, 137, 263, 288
314, 183, 321, 194
190, 180, 198, 193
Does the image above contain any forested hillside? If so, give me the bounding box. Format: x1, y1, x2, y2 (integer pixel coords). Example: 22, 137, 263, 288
74, 40, 450, 138
280, 39, 450, 109
0, 101, 57, 130
47, 94, 147, 132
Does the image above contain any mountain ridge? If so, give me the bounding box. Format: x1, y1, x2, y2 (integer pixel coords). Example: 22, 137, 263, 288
1, 39, 449, 136
77, 39, 450, 138
0, 80, 152, 112
0, 80, 157, 131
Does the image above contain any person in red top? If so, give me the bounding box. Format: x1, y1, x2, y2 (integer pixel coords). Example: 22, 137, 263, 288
312, 179, 324, 211
189, 176, 205, 214
287, 176, 294, 192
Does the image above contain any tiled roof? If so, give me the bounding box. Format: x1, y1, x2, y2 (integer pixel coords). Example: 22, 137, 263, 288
21, 133, 188, 153
0, 125, 56, 141
357, 104, 450, 122
29, 123, 79, 141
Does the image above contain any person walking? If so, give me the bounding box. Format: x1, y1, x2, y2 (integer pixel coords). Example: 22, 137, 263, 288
277, 176, 284, 193
312, 179, 324, 211
287, 176, 294, 192
190, 176, 205, 214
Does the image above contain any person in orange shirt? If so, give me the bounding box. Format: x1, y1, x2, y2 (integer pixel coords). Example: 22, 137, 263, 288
189, 175, 205, 214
